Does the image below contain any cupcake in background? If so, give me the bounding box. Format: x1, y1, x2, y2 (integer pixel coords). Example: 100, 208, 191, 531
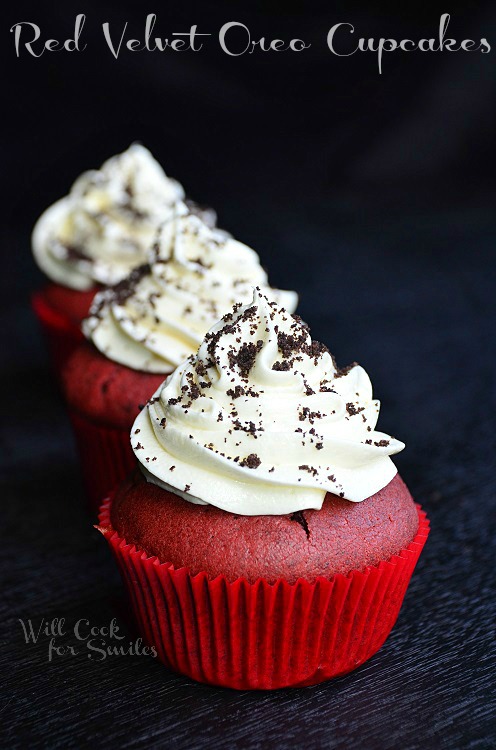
62, 214, 298, 511
31, 143, 215, 372
98, 288, 429, 689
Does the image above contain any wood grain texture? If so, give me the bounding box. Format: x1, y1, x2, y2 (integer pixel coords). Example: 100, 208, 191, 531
2, 197, 495, 748
2, 6, 496, 738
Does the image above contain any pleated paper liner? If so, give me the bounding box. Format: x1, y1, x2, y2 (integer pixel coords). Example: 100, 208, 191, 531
98, 496, 429, 690
69, 410, 135, 517
32, 290, 84, 375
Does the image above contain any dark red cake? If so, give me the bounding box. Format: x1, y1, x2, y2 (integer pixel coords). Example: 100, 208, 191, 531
63, 342, 165, 429
31, 284, 97, 373
99, 471, 428, 689
62, 343, 166, 511
39, 283, 96, 326
110, 470, 419, 584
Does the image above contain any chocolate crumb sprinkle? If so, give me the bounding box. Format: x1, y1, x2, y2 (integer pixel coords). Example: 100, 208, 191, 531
239, 453, 261, 469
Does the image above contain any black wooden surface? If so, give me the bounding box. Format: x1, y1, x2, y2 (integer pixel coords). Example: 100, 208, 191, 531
3, 3, 496, 748
2, 198, 495, 749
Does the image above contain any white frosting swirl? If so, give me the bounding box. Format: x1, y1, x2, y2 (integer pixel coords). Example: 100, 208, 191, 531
83, 214, 298, 373
32, 144, 186, 290
132, 288, 404, 514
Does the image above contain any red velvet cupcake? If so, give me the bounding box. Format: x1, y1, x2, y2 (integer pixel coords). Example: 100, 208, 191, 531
62, 343, 165, 510
63, 217, 297, 512
97, 289, 429, 690
31, 144, 188, 373
31, 285, 94, 373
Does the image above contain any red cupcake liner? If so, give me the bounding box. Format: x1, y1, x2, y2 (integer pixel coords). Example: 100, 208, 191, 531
32, 290, 84, 375
98, 496, 430, 690
69, 409, 136, 516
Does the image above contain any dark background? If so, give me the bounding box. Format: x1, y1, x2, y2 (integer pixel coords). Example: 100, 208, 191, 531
2, 2, 496, 748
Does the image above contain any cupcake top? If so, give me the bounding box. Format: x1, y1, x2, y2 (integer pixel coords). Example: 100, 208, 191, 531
32, 144, 185, 291
131, 288, 404, 515
83, 214, 298, 374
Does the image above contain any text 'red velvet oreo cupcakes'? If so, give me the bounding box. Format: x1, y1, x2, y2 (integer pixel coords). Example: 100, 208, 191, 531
31, 143, 214, 373
98, 289, 429, 690
63, 217, 297, 512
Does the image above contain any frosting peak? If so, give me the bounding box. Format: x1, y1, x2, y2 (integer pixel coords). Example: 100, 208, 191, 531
132, 289, 404, 514
32, 144, 185, 290
83, 214, 298, 373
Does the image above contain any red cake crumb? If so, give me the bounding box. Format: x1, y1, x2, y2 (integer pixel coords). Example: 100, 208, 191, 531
110, 470, 419, 584
40, 283, 97, 326
62, 343, 166, 429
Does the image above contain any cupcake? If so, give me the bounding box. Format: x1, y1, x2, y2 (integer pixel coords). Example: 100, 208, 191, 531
31, 143, 215, 372
98, 289, 429, 690
63, 217, 297, 511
